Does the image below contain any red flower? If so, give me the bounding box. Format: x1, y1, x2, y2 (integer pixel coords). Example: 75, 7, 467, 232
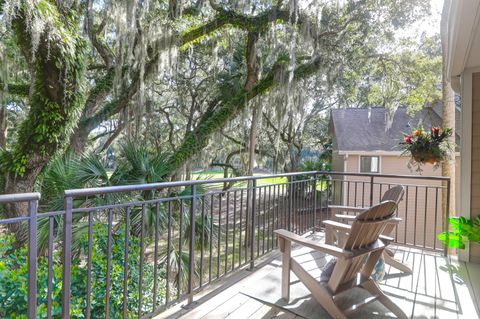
404, 135, 412, 144
431, 127, 440, 136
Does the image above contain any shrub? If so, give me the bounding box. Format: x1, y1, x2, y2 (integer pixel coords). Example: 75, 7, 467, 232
0, 224, 165, 318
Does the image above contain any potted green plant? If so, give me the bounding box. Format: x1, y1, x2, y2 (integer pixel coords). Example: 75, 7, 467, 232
400, 125, 453, 171
438, 216, 480, 249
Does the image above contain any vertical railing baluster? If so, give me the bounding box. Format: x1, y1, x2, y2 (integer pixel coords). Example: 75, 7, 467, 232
86, 212, 93, 319
27, 198, 38, 319
47, 216, 54, 319
200, 196, 205, 287
209, 195, 213, 283
166, 203, 172, 303
217, 195, 221, 278
256, 188, 260, 256
122, 207, 130, 319
414, 186, 418, 246
262, 186, 266, 254
288, 177, 292, 232
434, 187, 439, 250
232, 190, 237, 271
153, 202, 160, 311
61, 196, 73, 319
423, 187, 429, 248
179, 201, 184, 298
268, 185, 272, 250
249, 179, 257, 270
188, 185, 196, 304
138, 205, 146, 317
370, 176, 374, 206
225, 191, 229, 275
404, 186, 409, 245
313, 174, 317, 233
445, 179, 451, 257
239, 189, 244, 266
105, 209, 113, 319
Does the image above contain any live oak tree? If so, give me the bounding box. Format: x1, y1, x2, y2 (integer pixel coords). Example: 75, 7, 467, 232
0, 0, 432, 222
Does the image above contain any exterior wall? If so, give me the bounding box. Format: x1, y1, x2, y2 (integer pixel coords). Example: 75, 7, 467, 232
337, 154, 460, 250
470, 72, 480, 263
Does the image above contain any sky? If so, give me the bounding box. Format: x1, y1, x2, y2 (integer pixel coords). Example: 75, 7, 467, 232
414, 0, 443, 37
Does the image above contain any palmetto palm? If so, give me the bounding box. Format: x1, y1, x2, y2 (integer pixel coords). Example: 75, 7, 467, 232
36, 140, 219, 279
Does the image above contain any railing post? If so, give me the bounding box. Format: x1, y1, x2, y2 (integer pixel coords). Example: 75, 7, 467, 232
27, 198, 38, 319
187, 185, 197, 304
62, 196, 73, 319
444, 178, 451, 257
370, 175, 374, 206
249, 179, 257, 270
288, 176, 293, 232
312, 173, 317, 233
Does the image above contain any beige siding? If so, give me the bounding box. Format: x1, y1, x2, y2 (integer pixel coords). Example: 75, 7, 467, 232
470, 72, 480, 262
338, 154, 460, 250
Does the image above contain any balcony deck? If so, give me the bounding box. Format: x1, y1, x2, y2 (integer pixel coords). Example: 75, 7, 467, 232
159, 233, 480, 319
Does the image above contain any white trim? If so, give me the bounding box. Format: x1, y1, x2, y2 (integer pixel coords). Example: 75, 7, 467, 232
447, 0, 480, 79
458, 69, 479, 262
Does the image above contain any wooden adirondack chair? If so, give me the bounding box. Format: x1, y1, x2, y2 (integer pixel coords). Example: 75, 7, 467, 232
327, 185, 411, 274
275, 201, 407, 319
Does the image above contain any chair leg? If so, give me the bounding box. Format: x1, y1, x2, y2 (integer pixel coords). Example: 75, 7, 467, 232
281, 239, 291, 302
325, 224, 336, 245
383, 251, 412, 274
361, 280, 408, 319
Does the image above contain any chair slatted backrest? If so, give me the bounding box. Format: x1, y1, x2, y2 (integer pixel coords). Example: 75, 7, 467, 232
381, 185, 405, 204
328, 201, 397, 292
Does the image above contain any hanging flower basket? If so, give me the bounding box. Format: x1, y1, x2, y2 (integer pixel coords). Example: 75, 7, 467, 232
399, 126, 452, 172
410, 150, 441, 164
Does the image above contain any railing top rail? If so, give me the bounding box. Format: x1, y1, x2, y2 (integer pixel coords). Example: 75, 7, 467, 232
64, 170, 450, 198
0, 192, 41, 203
325, 171, 451, 181
64, 171, 319, 197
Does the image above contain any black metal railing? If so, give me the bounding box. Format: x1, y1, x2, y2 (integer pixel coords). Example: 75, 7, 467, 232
0, 171, 450, 318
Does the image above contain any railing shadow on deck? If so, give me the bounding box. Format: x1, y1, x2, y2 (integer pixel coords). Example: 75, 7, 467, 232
0, 171, 450, 318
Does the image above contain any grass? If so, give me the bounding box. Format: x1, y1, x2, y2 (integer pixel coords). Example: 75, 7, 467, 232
192, 169, 288, 189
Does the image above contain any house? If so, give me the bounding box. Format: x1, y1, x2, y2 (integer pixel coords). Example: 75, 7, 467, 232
328, 106, 461, 248
329, 106, 460, 176
447, 0, 480, 264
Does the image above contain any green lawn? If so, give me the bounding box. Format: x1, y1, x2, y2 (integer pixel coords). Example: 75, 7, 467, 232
192, 169, 288, 189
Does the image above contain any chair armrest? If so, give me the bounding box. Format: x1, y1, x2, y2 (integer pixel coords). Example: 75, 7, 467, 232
379, 234, 394, 243
328, 205, 367, 214
334, 214, 357, 221
389, 217, 402, 224
274, 229, 353, 258
323, 220, 351, 232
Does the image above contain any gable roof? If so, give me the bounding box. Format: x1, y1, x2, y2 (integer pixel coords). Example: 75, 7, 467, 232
329, 107, 460, 153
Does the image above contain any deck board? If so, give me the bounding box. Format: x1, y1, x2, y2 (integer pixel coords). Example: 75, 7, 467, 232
157, 233, 480, 319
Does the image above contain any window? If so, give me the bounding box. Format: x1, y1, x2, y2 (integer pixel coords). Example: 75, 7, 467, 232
360, 156, 379, 173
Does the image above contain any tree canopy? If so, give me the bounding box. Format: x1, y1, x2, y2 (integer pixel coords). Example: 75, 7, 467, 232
0, 0, 440, 212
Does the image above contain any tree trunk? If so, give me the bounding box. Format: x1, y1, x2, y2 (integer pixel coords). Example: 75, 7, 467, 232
4, 4, 87, 225
247, 108, 258, 176
0, 105, 7, 148
441, 0, 455, 216
245, 31, 260, 176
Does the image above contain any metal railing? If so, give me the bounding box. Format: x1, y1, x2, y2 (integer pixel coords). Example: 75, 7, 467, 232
0, 171, 450, 318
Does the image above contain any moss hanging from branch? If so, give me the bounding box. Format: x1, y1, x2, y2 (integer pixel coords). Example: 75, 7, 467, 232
165, 54, 322, 175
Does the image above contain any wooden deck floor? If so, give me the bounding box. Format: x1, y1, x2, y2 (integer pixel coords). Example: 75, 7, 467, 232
158, 233, 480, 319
